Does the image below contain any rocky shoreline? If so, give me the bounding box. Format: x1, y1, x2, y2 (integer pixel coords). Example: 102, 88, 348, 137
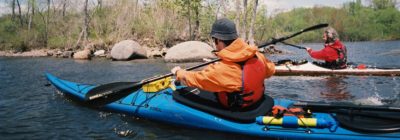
0, 40, 284, 62
0, 40, 216, 62
0, 48, 164, 59
0, 49, 51, 57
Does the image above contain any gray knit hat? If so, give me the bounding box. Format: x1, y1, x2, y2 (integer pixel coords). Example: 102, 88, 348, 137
210, 18, 238, 40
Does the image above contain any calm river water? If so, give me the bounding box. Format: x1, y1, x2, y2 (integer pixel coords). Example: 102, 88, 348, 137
1, 41, 400, 139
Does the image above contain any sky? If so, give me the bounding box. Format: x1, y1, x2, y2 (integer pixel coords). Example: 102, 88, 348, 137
263, 0, 361, 16
0, 1, 8, 16
0, 0, 394, 17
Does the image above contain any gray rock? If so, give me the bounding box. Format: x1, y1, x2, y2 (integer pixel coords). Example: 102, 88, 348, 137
62, 51, 74, 58
264, 45, 283, 54
94, 50, 106, 57
111, 40, 147, 60
146, 47, 167, 58
73, 49, 91, 60
165, 41, 216, 62
0, 51, 7, 56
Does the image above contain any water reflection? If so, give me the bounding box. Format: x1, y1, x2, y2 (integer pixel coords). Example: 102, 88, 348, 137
378, 49, 400, 56
319, 76, 353, 101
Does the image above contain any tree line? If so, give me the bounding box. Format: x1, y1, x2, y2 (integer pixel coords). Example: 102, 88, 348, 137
0, 0, 399, 52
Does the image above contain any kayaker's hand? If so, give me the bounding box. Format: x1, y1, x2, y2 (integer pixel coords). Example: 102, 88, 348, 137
305, 47, 311, 52
203, 58, 212, 62
171, 66, 182, 75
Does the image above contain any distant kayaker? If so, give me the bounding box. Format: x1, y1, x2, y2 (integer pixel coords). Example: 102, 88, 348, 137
171, 18, 275, 109
305, 27, 347, 69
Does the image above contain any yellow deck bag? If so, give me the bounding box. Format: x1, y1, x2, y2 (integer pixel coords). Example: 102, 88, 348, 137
142, 77, 174, 92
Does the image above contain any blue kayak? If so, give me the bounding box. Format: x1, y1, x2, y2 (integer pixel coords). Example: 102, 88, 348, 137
45, 73, 400, 139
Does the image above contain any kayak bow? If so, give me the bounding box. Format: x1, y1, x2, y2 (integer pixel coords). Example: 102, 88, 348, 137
275, 60, 400, 76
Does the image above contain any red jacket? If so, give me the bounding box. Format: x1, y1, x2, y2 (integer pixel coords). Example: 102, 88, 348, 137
307, 40, 345, 63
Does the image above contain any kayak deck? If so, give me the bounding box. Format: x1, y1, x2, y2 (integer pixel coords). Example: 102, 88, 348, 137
275, 62, 400, 76
45, 73, 400, 139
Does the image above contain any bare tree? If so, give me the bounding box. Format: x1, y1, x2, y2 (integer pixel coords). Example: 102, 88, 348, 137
26, 1, 31, 21
214, 2, 219, 20
75, 0, 90, 48
47, 0, 50, 25
194, 5, 200, 40
187, 1, 192, 40
192, 0, 202, 40
83, 0, 89, 42
31, 0, 35, 15
219, 0, 227, 18
241, 0, 248, 40
16, 0, 23, 25
235, 0, 241, 37
97, 0, 102, 10
214, 0, 226, 19
62, 0, 67, 17
248, 0, 258, 45
44, 0, 50, 47
11, 0, 15, 20
134, 0, 139, 18
28, 0, 36, 31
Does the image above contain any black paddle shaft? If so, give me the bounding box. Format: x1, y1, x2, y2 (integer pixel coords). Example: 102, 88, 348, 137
280, 41, 307, 50
86, 59, 220, 101
142, 59, 220, 84
258, 23, 328, 48
293, 102, 400, 112
86, 23, 329, 105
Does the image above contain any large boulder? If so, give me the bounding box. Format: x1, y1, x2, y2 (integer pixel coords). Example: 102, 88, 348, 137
165, 41, 216, 62
111, 40, 147, 60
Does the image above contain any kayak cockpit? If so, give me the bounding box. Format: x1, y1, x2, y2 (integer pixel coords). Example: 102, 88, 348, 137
172, 87, 274, 123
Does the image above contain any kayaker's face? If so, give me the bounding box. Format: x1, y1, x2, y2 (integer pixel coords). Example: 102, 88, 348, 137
212, 38, 225, 52
323, 33, 328, 42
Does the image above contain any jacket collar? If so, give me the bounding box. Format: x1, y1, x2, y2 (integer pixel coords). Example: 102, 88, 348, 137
216, 38, 257, 62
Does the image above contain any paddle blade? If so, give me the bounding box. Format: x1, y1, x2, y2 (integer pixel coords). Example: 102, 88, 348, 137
335, 109, 400, 133
85, 82, 141, 106
302, 23, 329, 32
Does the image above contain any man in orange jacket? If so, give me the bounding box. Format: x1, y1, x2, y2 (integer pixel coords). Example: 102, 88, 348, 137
171, 18, 275, 109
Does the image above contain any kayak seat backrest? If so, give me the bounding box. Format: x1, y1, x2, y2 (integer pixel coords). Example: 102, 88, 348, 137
172, 87, 274, 123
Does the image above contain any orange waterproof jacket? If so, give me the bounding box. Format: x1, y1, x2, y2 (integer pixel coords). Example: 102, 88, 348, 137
176, 38, 275, 93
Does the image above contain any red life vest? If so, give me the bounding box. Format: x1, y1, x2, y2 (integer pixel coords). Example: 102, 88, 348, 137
323, 40, 347, 69
328, 45, 347, 69
217, 57, 266, 109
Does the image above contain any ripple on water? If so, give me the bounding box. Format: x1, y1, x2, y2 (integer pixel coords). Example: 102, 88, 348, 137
353, 96, 384, 105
